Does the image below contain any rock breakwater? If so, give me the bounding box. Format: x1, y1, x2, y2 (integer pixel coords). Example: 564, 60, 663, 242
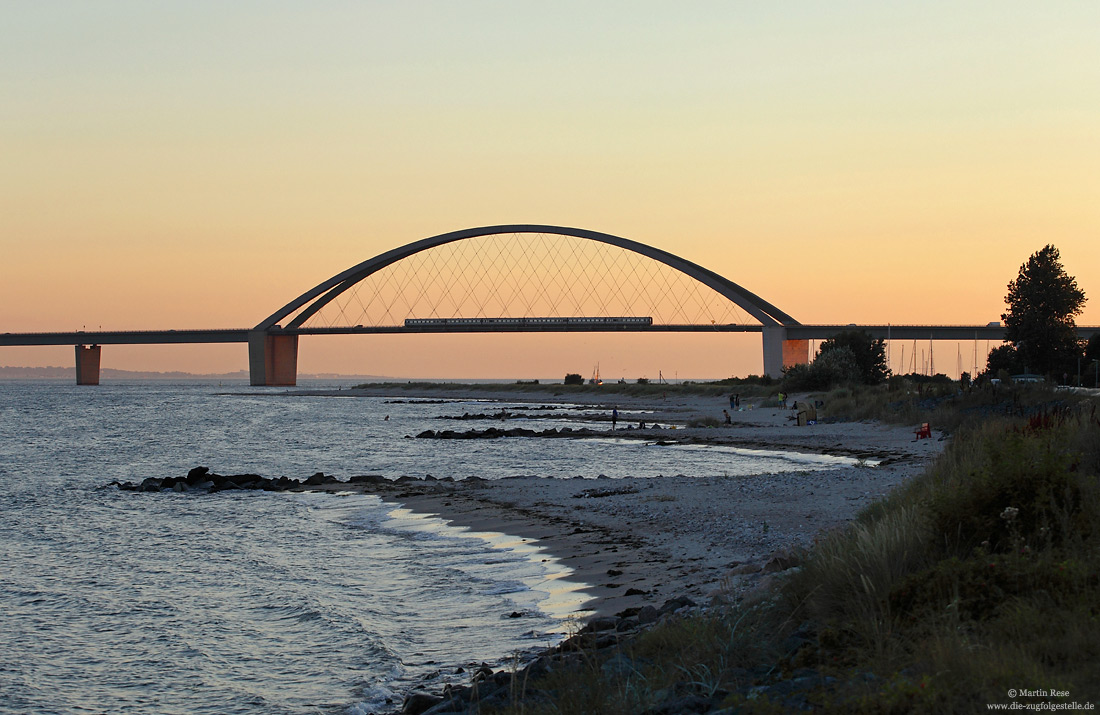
107, 466, 352, 493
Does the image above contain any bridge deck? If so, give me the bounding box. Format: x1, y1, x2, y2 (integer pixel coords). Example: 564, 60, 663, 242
0, 330, 251, 346
4, 324, 1098, 347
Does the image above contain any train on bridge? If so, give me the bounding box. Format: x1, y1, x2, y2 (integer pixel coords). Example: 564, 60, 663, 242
404, 316, 654, 328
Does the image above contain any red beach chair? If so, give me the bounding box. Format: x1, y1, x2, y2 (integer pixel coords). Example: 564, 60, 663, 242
915, 422, 932, 440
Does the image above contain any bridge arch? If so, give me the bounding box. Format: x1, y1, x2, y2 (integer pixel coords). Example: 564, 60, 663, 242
256, 224, 799, 331
249, 225, 802, 384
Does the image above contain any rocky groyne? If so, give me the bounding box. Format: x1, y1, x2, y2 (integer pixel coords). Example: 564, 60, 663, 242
108, 466, 362, 493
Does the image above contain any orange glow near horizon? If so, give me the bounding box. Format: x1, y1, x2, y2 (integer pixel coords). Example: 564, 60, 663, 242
2, 3, 1098, 380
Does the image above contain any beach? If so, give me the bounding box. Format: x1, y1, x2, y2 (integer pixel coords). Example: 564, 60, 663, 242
313, 386, 946, 618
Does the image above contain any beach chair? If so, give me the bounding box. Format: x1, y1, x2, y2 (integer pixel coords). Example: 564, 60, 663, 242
915, 422, 932, 440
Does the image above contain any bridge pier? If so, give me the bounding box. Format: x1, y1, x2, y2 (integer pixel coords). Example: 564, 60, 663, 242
762, 327, 810, 378
762, 327, 784, 379
782, 339, 810, 369
248, 331, 298, 386
75, 344, 101, 385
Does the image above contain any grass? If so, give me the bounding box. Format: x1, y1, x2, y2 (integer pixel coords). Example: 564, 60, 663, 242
486, 387, 1100, 714
491, 607, 785, 715
815, 379, 1095, 434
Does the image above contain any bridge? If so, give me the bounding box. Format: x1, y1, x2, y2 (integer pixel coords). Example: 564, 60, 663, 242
2, 225, 1096, 385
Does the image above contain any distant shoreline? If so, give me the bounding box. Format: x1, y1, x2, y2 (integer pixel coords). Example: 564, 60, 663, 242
0, 367, 392, 381
0, 370, 733, 384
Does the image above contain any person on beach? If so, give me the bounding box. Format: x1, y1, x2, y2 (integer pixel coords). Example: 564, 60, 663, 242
723, 409, 731, 424
735, 394, 740, 409
612, 407, 618, 430
729, 394, 736, 409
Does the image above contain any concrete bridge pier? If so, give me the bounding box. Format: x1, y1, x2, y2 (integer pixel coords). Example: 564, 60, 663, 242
248, 331, 298, 386
762, 326, 810, 379
75, 344, 102, 385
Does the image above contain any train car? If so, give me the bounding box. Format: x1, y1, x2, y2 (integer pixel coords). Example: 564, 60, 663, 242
404, 316, 653, 327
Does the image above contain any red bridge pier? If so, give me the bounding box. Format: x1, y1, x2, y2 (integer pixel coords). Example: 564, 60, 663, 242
75, 344, 102, 385
763, 326, 811, 378
248, 331, 298, 386
783, 339, 810, 370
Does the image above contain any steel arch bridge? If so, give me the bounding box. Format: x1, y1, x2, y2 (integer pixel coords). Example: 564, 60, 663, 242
246, 224, 805, 384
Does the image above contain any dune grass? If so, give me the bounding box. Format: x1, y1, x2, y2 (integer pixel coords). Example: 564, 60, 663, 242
816, 380, 1094, 434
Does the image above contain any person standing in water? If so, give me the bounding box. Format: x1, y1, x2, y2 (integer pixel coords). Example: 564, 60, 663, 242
612, 407, 618, 430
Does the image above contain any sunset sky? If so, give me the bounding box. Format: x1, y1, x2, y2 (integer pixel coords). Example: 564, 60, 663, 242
2, 2, 1098, 379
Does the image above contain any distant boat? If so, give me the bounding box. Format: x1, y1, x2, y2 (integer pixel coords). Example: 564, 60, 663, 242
589, 363, 602, 385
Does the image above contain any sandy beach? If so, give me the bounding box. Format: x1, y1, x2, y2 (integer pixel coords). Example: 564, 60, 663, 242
307, 386, 946, 620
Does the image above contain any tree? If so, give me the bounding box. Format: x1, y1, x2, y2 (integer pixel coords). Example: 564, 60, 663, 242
1087, 334, 1100, 387
783, 346, 862, 391
1085, 333, 1100, 363
1002, 245, 1086, 377
983, 343, 1020, 377
817, 330, 890, 384
563, 373, 584, 385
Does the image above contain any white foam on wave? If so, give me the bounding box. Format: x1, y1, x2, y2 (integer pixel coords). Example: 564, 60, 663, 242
347, 664, 403, 714
379, 506, 591, 622
480, 580, 530, 595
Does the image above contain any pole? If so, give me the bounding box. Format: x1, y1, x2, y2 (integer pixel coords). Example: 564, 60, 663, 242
887, 324, 891, 374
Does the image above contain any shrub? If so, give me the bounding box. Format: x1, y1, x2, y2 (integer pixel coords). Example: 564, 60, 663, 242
564, 373, 584, 385
783, 346, 861, 391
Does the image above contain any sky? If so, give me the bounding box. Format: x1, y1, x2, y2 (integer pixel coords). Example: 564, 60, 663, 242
2, 1, 1098, 379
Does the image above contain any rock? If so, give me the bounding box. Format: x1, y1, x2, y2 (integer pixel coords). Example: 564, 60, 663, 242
185, 466, 210, 483
420, 703, 466, 715
643, 693, 713, 714
472, 663, 494, 682
225, 474, 263, 489
729, 561, 763, 575
209, 475, 238, 490
402, 692, 443, 715
659, 596, 697, 614
740, 574, 780, 606
303, 472, 328, 486
601, 653, 637, 679
348, 474, 387, 484
523, 655, 552, 680
616, 616, 640, 632
583, 616, 619, 633
763, 550, 801, 573
636, 605, 660, 625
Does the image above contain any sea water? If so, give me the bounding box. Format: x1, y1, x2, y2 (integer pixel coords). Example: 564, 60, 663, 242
0, 381, 852, 714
